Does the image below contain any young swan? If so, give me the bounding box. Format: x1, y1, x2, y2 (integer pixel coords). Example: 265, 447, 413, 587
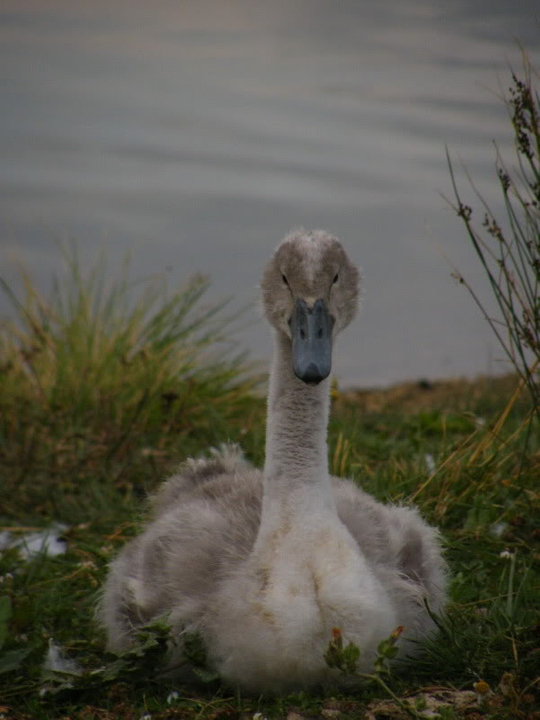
98, 229, 447, 694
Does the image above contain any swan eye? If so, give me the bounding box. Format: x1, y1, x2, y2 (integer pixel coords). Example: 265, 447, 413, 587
333, 273, 339, 284
282, 274, 289, 286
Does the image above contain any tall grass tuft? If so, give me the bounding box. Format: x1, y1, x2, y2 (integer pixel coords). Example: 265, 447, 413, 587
0, 249, 260, 519
446, 52, 540, 417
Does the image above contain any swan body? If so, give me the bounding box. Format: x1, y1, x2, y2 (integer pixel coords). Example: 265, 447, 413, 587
98, 229, 447, 693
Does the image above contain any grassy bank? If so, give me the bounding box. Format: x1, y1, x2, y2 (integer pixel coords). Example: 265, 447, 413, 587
0, 262, 539, 719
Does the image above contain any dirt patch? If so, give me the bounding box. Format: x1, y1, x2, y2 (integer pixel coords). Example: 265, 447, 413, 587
340, 374, 521, 414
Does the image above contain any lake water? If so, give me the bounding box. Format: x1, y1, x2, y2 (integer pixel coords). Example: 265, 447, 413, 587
2, 0, 540, 386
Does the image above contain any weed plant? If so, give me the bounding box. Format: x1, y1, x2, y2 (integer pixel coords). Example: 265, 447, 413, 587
446, 52, 540, 418
0, 251, 260, 522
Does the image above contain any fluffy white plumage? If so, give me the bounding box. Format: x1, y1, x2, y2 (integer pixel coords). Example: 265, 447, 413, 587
98, 230, 447, 693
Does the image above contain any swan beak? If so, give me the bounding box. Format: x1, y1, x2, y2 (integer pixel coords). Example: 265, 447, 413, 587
290, 298, 333, 384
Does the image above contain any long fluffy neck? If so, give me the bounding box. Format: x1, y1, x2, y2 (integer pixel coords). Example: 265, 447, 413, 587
261, 330, 334, 514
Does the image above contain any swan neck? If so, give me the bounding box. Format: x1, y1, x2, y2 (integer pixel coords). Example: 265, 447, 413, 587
263, 331, 331, 493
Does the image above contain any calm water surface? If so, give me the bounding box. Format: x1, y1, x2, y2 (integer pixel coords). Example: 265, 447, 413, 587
2, 0, 540, 385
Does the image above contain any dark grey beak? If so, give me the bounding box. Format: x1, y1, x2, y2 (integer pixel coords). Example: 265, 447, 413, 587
290, 298, 333, 384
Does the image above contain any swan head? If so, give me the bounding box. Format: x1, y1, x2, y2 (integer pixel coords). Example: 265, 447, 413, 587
261, 229, 360, 384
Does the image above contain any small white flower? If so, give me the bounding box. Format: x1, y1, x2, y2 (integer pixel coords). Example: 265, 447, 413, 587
167, 691, 180, 704
499, 550, 512, 560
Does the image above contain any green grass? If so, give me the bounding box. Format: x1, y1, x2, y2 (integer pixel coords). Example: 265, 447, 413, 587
0, 258, 539, 719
